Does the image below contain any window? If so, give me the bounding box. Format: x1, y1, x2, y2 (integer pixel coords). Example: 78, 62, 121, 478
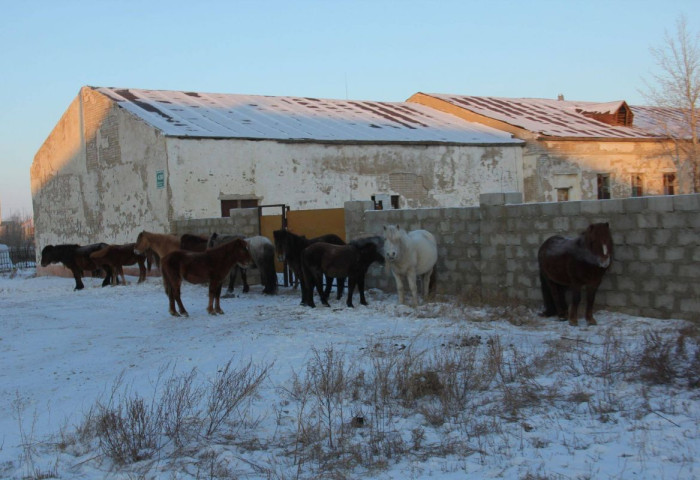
220, 198, 259, 217
556, 188, 570, 202
663, 173, 676, 195
371, 194, 400, 210
597, 174, 611, 199
631, 174, 643, 197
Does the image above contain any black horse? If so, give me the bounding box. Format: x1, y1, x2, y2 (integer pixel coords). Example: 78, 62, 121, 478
273, 229, 346, 304
538, 222, 613, 326
301, 236, 384, 308
40, 243, 113, 290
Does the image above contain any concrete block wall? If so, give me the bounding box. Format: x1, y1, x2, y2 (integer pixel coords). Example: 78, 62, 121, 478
346, 194, 700, 322
171, 208, 259, 238
171, 209, 261, 285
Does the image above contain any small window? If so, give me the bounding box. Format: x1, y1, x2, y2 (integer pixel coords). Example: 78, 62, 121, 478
597, 174, 611, 199
371, 194, 400, 210
221, 198, 259, 217
556, 188, 570, 202
663, 173, 676, 195
631, 174, 643, 197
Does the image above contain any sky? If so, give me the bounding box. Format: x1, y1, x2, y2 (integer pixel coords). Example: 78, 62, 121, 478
0, 0, 698, 220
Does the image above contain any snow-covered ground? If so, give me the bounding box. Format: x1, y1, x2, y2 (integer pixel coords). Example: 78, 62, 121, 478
1, 269, 698, 479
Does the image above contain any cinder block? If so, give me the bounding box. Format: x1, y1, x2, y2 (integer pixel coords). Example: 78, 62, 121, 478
646, 196, 674, 212
673, 194, 700, 211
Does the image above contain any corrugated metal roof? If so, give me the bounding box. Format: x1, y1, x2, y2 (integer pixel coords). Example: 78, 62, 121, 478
92, 87, 522, 145
417, 94, 687, 139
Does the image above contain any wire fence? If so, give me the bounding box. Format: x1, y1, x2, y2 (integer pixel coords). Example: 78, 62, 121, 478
0, 245, 36, 272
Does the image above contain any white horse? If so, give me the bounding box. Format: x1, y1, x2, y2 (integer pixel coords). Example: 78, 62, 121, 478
382, 225, 438, 307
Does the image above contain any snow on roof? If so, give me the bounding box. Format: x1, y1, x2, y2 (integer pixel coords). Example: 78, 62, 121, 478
417, 94, 675, 139
93, 87, 522, 145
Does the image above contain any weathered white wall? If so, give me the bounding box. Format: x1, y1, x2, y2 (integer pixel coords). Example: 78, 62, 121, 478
32, 87, 171, 254
165, 139, 523, 219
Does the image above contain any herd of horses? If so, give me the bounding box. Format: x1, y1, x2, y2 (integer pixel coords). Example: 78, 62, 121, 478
39, 221, 614, 326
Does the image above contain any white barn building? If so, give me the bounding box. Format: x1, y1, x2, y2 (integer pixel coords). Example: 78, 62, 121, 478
31, 86, 523, 249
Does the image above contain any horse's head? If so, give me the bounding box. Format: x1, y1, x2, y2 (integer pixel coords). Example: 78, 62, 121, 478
272, 229, 286, 261
382, 224, 404, 263
133, 231, 149, 255
584, 222, 613, 269
234, 239, 254, 267
40, 245, 55, 267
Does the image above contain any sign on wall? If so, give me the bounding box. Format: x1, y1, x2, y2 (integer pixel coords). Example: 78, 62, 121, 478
156, 170, 165, 189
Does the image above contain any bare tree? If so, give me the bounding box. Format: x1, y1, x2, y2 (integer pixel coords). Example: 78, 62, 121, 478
642, 15, 700, 192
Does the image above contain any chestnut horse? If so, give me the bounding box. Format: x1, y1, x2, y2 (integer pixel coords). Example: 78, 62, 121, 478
273, 229, 346, 304
538, 222, 613, 326
40, 243, 113, 290
160, 237, 253, 317
133, 231, 181, 261
301, 236, 384, 308
207, 233, 278, 295
90, 243, 147, 285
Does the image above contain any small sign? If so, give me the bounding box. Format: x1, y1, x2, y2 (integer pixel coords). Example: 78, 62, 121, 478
156, 170, 165, 189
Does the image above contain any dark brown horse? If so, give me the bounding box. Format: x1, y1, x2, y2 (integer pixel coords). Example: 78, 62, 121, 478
90, 243, 147, 285
538, 222, 613, 326
160, 238, 253, 317
301, 236, 384, 308
40, 243, 113, 290
180, 233, 208, 252
273, 229, 346, 305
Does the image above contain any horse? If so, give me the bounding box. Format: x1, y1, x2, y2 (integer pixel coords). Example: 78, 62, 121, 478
40, 243, 113, 290
89, 243, 147, 285
133, 231, 181, 261
273, 229, 347, 304
207, 233, 278, 295
382, 225, 438, 307
160, 238, 253, 317
301, 236, 384, 308
180, 233, 208, 252
538, 222, 613, 326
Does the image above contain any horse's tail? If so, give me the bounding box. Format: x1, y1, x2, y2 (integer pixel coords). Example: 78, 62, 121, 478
539, 270, 556, 316
260, 243, 278, 294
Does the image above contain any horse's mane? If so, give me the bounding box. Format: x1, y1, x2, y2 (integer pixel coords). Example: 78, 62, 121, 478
350, 235, 384, 249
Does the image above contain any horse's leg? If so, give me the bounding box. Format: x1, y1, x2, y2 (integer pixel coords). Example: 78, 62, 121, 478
548, 280, 568, 321
173, 279, 188, 317
421, 269, 433, 300
407, 268, 420, 307
214, 282, 224, 314
241, 268, 249, 293
392, 271, 406, 305
163, 272, 180, 317
358, 274, 368, 306
323, 274, 333, 299
539, 272, 557, 317
346, 276, 357, 308
569, 287, 581, 326
119, 266, 127, 285
336, 277, 346, 300
584, 284, 600, 326
71, 267, 85, 291
101, 266, 112, 288
209, 282, 224, 315
137, 258, 146, 283
316, 271, 330, 307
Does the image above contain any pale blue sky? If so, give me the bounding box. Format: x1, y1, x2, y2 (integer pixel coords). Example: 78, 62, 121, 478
1, 0, 697, 219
